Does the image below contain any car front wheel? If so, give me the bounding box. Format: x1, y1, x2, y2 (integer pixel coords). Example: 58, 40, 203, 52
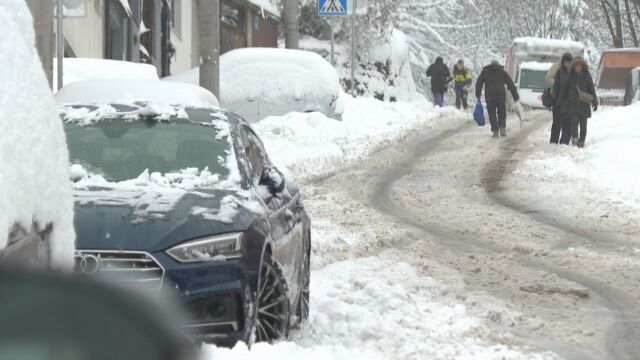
254, 252, 290, 343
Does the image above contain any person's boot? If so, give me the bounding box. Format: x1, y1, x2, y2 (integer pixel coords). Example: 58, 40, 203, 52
571, 137, 578, 146
500, 127, 507, 137
492, 130, 499, 138
577, 140, 585, 148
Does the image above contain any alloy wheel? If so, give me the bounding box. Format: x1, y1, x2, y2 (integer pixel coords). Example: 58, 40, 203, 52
255, 256, 289, 343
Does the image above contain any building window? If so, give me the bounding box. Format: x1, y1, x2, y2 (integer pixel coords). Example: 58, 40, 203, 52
253, 15, 259, 31
221, 2, 245, 29
170, 0, 182, 37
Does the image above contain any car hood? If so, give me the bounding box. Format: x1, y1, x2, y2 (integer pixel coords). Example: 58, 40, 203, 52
73, 187, 263, 252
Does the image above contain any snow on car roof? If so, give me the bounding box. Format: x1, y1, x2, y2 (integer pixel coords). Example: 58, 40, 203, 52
165, 48, 340, 106
513, 37, 585, 50
53, 58, 159, 89
55, 79, 220, 107
520, 62, 554, 71
601, 48, 640, 53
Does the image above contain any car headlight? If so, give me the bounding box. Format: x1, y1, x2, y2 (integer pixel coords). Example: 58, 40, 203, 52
166, 233, 244, 263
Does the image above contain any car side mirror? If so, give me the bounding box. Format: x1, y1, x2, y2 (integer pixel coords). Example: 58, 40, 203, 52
0, 266, 196, 360
259, 167, 285, 195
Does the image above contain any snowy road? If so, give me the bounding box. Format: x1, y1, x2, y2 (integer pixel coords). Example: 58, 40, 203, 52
206, 109, 639, 359
353, 111, 640, 359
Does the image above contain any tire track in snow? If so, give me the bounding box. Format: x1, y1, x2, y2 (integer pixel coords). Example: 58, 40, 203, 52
480, 115, 640, 360
367, 115, 640, 360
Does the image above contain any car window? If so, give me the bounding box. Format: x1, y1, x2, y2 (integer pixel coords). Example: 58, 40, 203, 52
242, 126, 269, 185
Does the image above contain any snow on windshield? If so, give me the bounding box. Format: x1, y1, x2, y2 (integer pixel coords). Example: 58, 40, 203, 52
0, 1, 75, 267
63, 108, 254, 223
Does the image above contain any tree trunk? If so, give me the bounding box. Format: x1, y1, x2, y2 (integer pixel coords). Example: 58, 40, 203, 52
197, 0, 220, 98
625, 0, 639, 46
283, 0, 300, 49
614, 0, 625, 47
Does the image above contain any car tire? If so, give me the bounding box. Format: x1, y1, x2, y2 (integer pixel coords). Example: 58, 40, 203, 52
294, 235, 310, 327
254, 251, 290, 343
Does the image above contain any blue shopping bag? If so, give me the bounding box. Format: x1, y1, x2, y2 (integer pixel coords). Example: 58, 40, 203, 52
473, 101, 485, 126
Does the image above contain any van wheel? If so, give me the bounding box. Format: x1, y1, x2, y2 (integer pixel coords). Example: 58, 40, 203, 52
294, 237, 310, 327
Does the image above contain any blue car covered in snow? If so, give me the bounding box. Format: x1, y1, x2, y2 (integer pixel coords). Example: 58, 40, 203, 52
56, 80, 311, 346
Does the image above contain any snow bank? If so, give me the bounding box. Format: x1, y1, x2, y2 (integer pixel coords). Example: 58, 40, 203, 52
53, 58, 159, 88
246, 0, 279, 17
253, 95, 458, 180
204, 256, 548, 360
509, 104, 640, 228
55, 79, 219, 108
0, 1, 74, 267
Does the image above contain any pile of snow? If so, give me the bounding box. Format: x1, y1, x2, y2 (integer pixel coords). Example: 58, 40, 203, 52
53, 58, 159, 88
165, 48, 341, 121
204, 256, 549, 360
509, 104, 640, 229
0, 1, 74, 267
55, 79, 219, 107
253, 95, 459, 181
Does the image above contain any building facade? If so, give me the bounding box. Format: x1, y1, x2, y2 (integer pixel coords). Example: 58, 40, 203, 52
58, 0, 279, 77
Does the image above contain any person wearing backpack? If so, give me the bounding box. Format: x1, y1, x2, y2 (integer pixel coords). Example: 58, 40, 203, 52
547, 52, 573, 144
556, 57, 598, 148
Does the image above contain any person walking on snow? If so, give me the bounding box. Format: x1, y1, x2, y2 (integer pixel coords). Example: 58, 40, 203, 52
556, 57, 598, 148
451, 59, 473, 110
426, 57, 450, 107
475, 60, 520, 138
546, 52, 574, 144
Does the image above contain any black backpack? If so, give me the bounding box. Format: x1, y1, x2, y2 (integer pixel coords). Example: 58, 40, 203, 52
542, 88, 555, 108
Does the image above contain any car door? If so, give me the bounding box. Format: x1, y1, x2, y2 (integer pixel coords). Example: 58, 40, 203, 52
240, 126, 303, 290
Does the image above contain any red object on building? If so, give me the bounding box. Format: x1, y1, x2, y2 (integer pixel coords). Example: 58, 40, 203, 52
596, 49, 640, 89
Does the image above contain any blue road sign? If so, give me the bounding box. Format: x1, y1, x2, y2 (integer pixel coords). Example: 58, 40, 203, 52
318, 0, 347, 17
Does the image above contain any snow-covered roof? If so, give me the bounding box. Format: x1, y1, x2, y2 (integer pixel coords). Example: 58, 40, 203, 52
0, 0, 75, 267
243, 0, 280, 18
519, 62, 554, 71
602, 48, 640, 53
55, 79, 219, 107
165, 48, 340, 106
513, 37, 585, 50
54, 58, 159, 89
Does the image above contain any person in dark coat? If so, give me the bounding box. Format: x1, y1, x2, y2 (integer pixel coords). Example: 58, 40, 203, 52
475, 60, 520, 137
451, 59, 473, 110
426, 57, 450, 107
549, 52, 573, 144
556, 57, 598, 148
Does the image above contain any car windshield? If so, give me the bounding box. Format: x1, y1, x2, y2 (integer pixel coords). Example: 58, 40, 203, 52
65, 119, 231, 182
519, 69, 548, 90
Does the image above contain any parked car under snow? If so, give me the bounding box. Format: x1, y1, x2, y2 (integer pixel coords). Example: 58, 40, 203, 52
55, 79, 311, 346
165, 48, 344, 122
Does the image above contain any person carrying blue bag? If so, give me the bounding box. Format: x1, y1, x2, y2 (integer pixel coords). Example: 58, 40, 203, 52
473, 100, 485, 126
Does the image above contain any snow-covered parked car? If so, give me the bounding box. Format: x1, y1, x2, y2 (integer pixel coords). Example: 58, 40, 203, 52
165, 48, 344, 122
55, 79, 311, 346
0, 1, 74, 268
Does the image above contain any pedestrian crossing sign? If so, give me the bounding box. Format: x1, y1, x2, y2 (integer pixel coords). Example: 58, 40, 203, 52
318, 0, 348, 16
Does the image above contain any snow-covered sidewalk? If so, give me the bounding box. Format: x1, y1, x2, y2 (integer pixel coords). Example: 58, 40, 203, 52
507, 104, 640, 235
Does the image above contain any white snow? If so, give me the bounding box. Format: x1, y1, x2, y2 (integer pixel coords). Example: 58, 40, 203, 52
245, 0, 280, 17
512, 37, 586, 54
165, 48, 342, 121
508, 104, 640, 231
519, 62, 554, 71
53, 58, 159, 88
252, 95, 459, 180
0, 1, 75, 267
55, 79, 219, 108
